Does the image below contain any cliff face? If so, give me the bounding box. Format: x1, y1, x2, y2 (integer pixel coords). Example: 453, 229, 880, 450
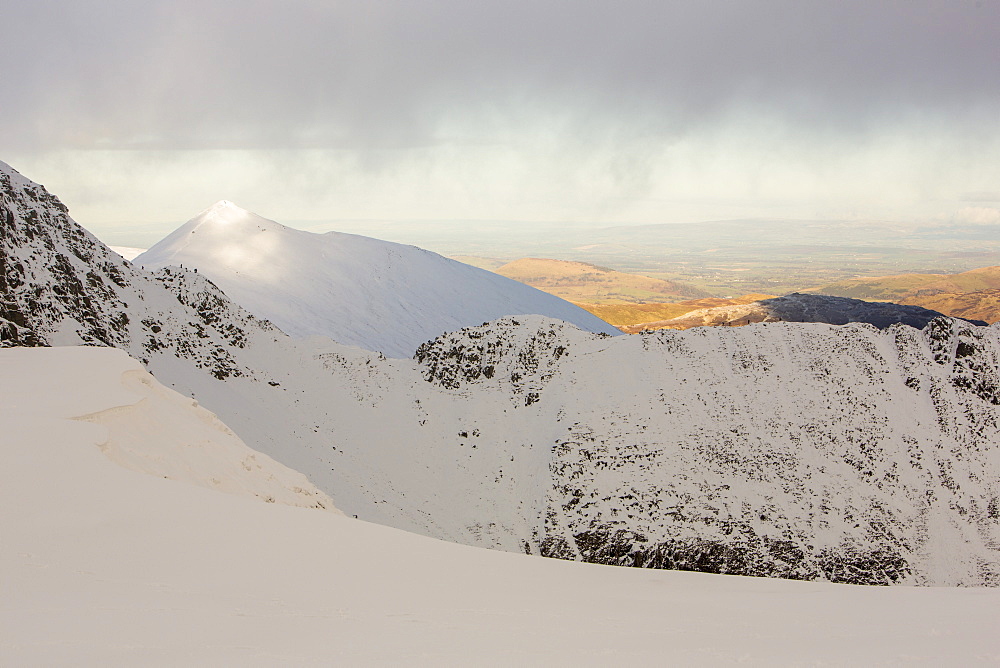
0, 165, 129, 347
4, 159, 1000, 586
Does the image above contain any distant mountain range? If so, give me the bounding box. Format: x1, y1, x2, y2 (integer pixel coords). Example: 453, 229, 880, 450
134, 202, 618, 358
4, 159, 1000, 586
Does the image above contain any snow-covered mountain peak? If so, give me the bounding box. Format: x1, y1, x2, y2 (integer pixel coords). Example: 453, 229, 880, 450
192, 199, 277, 230
159, 200, 289, 251
136, 207, 620, 357
137, 202, 305, 288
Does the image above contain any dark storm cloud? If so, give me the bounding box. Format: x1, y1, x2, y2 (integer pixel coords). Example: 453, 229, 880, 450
2, 0, 998, 151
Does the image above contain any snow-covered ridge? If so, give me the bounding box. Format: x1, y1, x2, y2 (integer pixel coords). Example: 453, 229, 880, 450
409, 315, 1000, 585
4, 158, 1000, 586
134, 200, 620, 358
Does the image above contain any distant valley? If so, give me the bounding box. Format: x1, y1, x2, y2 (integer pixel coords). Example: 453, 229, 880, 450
453, 256, 1000, 330
492, 257, 710, 303
325, 217, 1000, 297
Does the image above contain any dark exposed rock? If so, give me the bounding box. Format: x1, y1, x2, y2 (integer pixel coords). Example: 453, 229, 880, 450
538, 524, 912, 586
0, 161, 274, 380
415, 317, 586, 405
761, 293, 987, 329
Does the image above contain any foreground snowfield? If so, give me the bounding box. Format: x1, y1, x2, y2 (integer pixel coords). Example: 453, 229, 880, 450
2, 347, 999, 666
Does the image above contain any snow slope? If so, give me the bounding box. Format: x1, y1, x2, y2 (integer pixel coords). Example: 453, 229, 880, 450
3, 345, 999, 665
0, 346, 338, 510
4, 159, 1000, 586
134, 201, 619, 357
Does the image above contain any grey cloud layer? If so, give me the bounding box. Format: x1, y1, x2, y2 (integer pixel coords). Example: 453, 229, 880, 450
4, 0, 998, 151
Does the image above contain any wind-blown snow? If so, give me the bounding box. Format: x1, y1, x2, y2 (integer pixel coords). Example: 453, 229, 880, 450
1, 346, 338, 510
134, 201, 619, 357
3, 345, 999, 665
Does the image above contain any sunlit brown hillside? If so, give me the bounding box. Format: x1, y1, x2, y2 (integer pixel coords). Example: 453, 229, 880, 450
495, 258, 710, 304
479, 256, 1000, 330
581, 295, 776, 329
808, 266, 1000, 323
807, 266, 1000, 300
895, 290, 1000, 324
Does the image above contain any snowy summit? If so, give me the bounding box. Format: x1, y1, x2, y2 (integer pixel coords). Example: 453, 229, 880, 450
135, 202, 619, 357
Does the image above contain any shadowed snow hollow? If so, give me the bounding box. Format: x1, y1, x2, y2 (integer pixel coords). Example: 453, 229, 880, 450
135, 201, 619, 357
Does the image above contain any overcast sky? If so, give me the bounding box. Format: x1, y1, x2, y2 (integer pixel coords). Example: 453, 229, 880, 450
3, 1, 999, 243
